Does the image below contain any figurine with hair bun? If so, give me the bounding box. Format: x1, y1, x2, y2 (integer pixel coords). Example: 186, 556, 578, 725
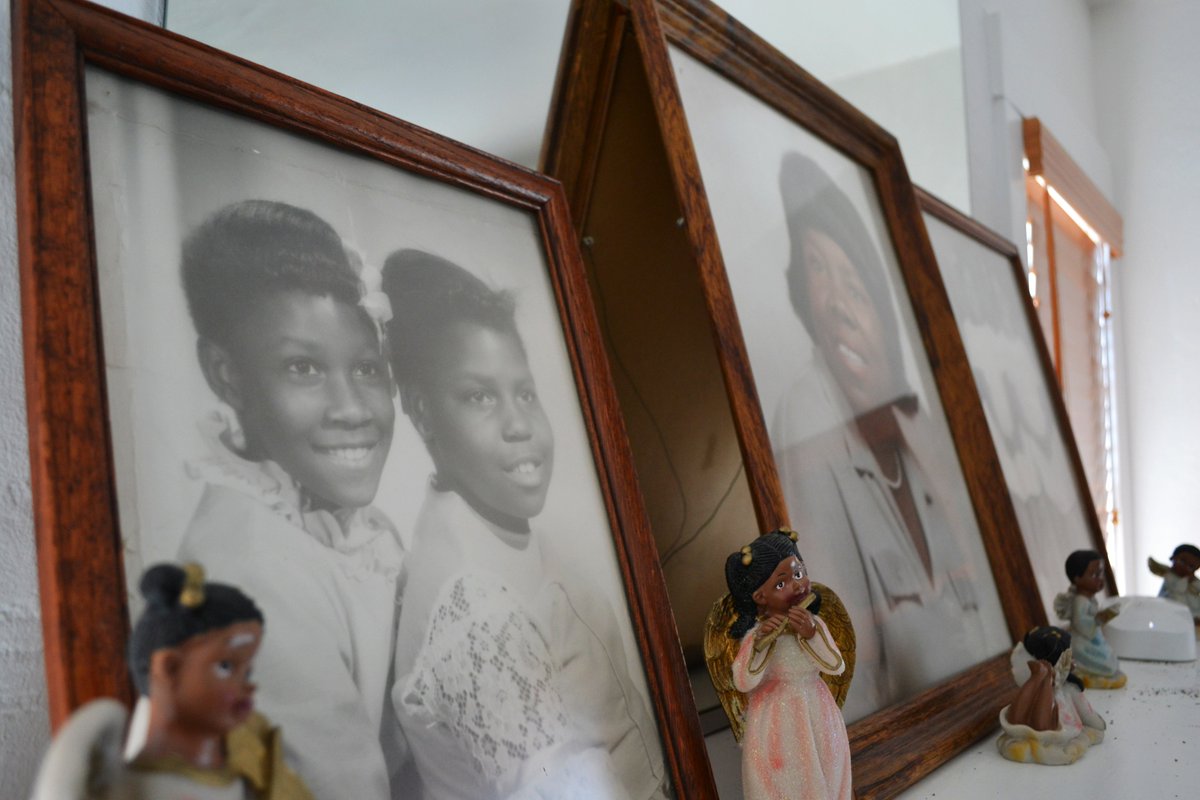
29, 563, 312, 800
705, 529, 854, 800
997, 626, 1105, 765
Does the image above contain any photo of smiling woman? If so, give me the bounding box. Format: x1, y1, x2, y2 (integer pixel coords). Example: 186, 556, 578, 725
770, 154, 1010, 720
382, 251, 667, 800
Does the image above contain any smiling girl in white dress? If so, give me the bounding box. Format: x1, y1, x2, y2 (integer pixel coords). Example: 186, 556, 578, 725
382, 249, 667, 800
175, 200, 403, 800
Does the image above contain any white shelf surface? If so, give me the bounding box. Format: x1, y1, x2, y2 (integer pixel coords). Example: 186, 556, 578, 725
896, 658, 1200, 799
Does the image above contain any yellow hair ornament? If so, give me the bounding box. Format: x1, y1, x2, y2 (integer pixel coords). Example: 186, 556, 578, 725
741, 545, 753, 566
779, 527, 799, 542
179, 563, 206, 609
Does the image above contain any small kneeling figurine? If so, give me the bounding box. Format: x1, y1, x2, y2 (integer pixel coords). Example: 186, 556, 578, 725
710, 529, 853, 800
1148, 543, 1200, 623
1053, 549, 1127, 689
997, 626, 1105, 765
29, 563, 313, 800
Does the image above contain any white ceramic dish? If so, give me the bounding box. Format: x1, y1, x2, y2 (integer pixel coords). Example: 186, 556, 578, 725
1102, 595, 1197, 662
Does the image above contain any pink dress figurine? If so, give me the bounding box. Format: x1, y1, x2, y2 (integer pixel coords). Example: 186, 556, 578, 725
725, 530, 852, 800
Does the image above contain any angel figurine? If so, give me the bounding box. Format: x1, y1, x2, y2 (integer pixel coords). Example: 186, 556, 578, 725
1053, 549, 1126, 689
997, 626, 1105, 765
704, 529, 854, 800
1148, 544, 1200, 622
28, 562, 313, 800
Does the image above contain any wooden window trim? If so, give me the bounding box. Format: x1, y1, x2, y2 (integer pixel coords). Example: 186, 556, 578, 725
1022, 117, 1124, 256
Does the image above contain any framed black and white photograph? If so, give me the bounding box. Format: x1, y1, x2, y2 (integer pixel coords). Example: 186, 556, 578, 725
13, 1, 715, 798
543, 1, 1046, 794
664, 46, 1012, 723
918, 188, 1116, 615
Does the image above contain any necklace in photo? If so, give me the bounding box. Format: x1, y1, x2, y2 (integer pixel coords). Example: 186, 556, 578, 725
881, 449, 903, 491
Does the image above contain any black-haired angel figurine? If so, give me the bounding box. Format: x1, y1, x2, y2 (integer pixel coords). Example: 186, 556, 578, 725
1053, 550, 1126, 689
28, 563, 312, 800
704, 529, 855, 800
997, 626, 1105, 765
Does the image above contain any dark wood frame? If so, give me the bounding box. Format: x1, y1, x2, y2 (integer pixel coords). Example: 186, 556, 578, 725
917, 187, 1118, 596
11, 0, 716, 795
543, 1, 1047, 796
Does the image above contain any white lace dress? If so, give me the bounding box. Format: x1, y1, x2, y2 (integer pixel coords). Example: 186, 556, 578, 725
390, 485, 667, 800
178, 413, 405, 800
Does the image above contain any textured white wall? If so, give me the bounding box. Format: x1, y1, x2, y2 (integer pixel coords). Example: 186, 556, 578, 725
0, 4, 51, 795
1092, 0, 1200, 595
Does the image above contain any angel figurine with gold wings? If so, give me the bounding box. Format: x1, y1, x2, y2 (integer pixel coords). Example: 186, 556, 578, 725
705, 529, 855, 800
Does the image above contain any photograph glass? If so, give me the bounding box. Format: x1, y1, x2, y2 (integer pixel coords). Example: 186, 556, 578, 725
85, 66, 669, 800
923, 210, 1101, 617
667, 47, 1011, 722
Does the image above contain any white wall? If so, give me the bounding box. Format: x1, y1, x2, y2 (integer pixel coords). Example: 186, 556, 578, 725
1092, 0, 1200, 594
960, 0, 1113, 264
168, 0, 973, 213
716, 0, 972, 212
167, 0, 573, 170
829, 47, 970, 212
990, 0, 1112, 194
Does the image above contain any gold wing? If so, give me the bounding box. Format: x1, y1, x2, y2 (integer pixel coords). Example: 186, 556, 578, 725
703, 593, 747, 742
812, 581, 856, 709
1148, 556, 1170, 578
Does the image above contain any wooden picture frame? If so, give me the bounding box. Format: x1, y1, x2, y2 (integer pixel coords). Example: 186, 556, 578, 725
543, 1, 1046, 795
917, 187, 1118, 611
12, 1, 716, 797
